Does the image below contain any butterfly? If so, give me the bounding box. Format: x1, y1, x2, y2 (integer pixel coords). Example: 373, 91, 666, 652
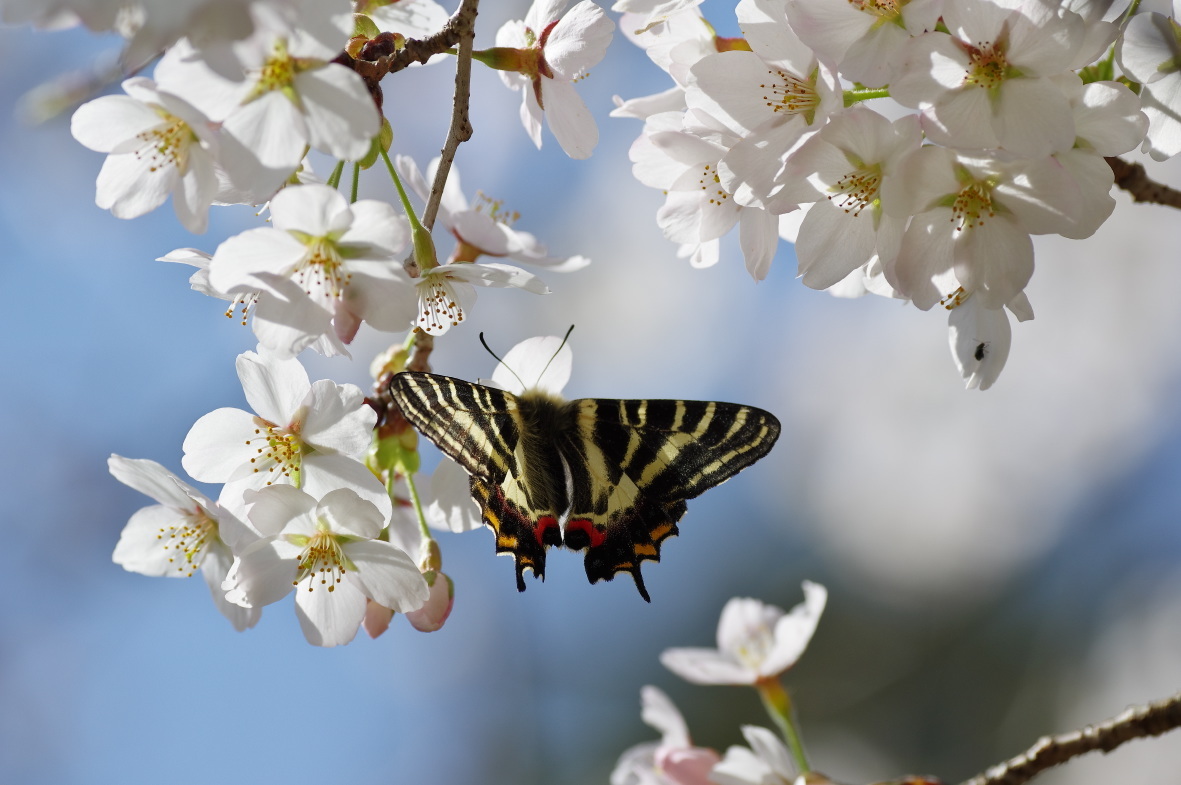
389, 371, 781, 601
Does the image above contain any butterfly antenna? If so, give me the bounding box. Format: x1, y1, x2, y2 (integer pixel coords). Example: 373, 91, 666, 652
479, 332, 528, 391
535, 325, 575, 387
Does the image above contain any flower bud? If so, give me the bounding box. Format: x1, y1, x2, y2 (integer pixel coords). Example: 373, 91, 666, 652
405, 571, 454, 632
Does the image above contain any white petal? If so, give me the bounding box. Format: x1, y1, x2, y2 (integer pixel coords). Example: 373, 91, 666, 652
545, 1, 614, 78
660, 647, 754, 685
295, 572, 367, 646
639, 685, 690, 748
762, 580, 827, 676
319, 487, 385, 539
296, 64, 380, 161
270, 183, 350, 235
236, 350, 311, 425
230, 537, 299, 608
301, 380, 373, 455
109, 455, 203, 509
541, 78, 598, 159
181, 407, 261, 482
345, 540, 430, 611
425, 457, 484, 533
493, 335, 573, 394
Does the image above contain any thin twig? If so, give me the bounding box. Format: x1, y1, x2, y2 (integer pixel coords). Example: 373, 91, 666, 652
1107, 156, 1181, 208
959, 690, 1181, 785
423, 0, 479, 232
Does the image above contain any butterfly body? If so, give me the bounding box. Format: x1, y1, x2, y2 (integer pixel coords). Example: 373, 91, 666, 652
391, 371, 781, 601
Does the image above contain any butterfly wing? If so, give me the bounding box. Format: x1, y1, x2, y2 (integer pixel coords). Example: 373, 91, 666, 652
389, 372, 567, 590
557, 398, 781, 601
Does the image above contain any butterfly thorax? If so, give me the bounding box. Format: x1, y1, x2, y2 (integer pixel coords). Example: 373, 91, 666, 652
511, 388, 575, 518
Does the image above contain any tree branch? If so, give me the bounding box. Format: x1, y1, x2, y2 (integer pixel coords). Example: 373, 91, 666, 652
959, 690, 1181, 785
423, 0, 478, 232
1107, 157, 1181, 208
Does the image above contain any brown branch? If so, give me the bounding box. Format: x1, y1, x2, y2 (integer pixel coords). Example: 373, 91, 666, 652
959, 690, 1181, 785
353, 1, 479, 82
423, 0, 478, 232
1107, 156, 1181, 208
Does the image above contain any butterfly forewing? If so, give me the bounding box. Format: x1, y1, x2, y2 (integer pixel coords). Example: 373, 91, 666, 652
558, 399, 781, 600
389, 371, 782, 601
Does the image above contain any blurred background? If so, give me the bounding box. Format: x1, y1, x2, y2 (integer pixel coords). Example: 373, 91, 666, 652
3, 2, 1181, 784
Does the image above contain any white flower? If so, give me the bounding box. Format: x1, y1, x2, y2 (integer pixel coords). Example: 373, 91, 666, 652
611, 686, 720, 785
495, 0, 615, 158
413, 262, 550, 336
687, 0, 841, 210
661, 582, 828, 685
224, 485, 428, 647
948, 293, 1020, 391
629, 110, 780, 279
773, 107, 921, 290
71, 76, 219, 233
711, 726, 795, 785
882, 147, 1080, 310
182, 350, 392, 523
1116, 9, 1181, 160
154, 9, 377, 199
109, 455, 260, 631
396, 156, 590, 271
784, 0, 943, 88
890, 0, 1091, 158
208, 184, 415, 357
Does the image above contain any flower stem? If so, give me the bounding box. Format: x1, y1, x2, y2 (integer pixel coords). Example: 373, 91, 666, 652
400, 466, 433, 541
757, 679, 811, 774
843, 87, 889, 107
350, 162, 361, 203
380, 148, 438, 271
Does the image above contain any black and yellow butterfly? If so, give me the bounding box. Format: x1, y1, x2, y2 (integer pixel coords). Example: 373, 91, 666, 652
390, 371, 781, 601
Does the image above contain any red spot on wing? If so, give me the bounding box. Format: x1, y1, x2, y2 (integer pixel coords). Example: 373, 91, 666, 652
535, 516, 560, 546
566, 518, 607, 548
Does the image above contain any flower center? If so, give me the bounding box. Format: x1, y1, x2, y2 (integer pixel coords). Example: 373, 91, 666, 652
963, 40, 1013, 90
828, 164, 882, 217
417, 273, 464, 332
733, 621, 774, 671
224, 290, 260, 326
158, 507, 217, 577
293, 529, 347, 592
292, 236, 351, 303
698, 163, 731, 207
759, 68, 820, 122
135, 113, 192, 174
950, 182, 996, 231
475, 191, 520, 226
246, 417, 304, 485
850, 0, 902, 23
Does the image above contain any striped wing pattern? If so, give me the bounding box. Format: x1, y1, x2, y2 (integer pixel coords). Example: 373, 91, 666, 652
390, 372, 781, 601
559, 398, 781, 600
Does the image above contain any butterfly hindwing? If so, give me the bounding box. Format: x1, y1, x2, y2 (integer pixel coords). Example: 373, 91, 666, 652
559, 399, 781, 599
390, 372, 782, 600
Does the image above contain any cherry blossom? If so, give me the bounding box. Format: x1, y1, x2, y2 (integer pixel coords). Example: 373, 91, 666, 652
882, 147, 1081, 310
182, 350, 392, 523
154, 8, 378, 200
784, 0, 943, 88
772, 107, 921, 290
628, 110, 780, 279
208, 183, 415, 356
611, 686, 720, 785
413, 261, 550, 336
109, 455, 260, 631
71, 77, 219, 233
711, 725, 796, 785
396, 156, 590, 271
1116, 7, 1181, 161
494, 0, 615, 158
661, 582, 828, 685
223, 485, 428, 647
890, 0, 1092, 158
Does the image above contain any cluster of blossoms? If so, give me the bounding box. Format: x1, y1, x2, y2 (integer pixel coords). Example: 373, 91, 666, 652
612, 582, 835, 785
17, 0, 1181, 634
613, 0, 1163, 390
